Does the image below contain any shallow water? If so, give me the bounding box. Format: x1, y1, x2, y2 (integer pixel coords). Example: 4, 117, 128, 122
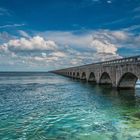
0, 72, 140, 140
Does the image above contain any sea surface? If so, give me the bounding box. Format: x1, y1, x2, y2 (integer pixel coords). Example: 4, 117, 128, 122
0, 72, 140, 140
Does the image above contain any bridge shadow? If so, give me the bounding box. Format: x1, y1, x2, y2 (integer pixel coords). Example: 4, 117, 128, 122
81, 81, 140, 106
68, 76, 140, 104
66, 76, 140, 120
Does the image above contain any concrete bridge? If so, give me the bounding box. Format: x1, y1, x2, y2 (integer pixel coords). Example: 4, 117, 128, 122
52, 56, 140, 89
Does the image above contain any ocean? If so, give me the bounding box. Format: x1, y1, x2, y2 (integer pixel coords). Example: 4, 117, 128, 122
0, 72, 140, 140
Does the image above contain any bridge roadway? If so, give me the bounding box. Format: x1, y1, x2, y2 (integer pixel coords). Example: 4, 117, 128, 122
52, 55, 140, 89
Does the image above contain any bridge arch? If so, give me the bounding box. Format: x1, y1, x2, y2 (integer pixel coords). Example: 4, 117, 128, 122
81, 72, 86, 80
99, 72, 112, 85
72, 72, 76, 77
117, 72, 138, 89
76, 72, 80, 79
88, 72, 96, 82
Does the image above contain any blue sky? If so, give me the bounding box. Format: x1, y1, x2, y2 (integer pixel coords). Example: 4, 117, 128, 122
0, 0, 140, 71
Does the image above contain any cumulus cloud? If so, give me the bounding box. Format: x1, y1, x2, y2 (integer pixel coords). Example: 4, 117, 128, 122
42, 29, 140, 63
110, 31, 128, 41
41, 30, 124, 61
90, 38, 117, 55
0, 29, 140, 71
1, 36, 57, 52
43, 31, 92, 48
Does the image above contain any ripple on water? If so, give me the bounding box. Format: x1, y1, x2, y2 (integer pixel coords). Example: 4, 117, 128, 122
1, 73, 140, 140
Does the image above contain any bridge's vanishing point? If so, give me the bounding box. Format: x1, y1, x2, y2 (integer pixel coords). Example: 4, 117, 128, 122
52, 56, 140, 89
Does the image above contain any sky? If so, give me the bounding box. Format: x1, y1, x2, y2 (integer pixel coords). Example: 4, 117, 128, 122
0, 0, 140, 71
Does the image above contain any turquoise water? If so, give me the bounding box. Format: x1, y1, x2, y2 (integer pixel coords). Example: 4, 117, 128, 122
0, 73, 140, 140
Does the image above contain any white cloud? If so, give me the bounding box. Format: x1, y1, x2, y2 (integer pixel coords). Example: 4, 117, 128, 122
42, 30, 121, 57
18, 30, 31, 38
43, 31, 92, 48
1, 36, 57, 52
41, 30, 129, 53
0, 29, 140, 71
123, 25, 140, 32
0, 24, 25, 29
50, 52, 66, 57
111, 31, 128, 41
90, 38, 117, 55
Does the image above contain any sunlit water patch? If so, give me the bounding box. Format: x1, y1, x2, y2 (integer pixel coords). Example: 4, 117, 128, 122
0, 72, 140, 140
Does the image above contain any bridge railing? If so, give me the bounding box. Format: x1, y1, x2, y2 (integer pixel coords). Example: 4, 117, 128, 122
101, 55, 140, 65
52, 55, 140, 73
72, 55, 140, 70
